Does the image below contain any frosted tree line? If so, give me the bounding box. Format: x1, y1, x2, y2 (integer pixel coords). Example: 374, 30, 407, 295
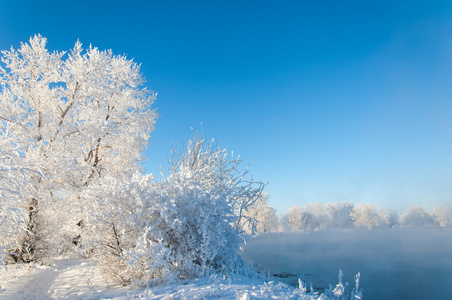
251, 202, 452, 233
0, 36, 265, 284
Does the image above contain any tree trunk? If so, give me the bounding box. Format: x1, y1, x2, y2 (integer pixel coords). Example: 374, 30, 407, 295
17, 197, 39, 263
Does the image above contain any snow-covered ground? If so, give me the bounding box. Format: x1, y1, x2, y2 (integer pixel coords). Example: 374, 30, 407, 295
2, 228, 450, 299
242, 227, 452, 299
0, 258, 358, 299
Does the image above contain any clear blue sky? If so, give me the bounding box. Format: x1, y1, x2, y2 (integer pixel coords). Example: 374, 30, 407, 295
1, 0, 451, 214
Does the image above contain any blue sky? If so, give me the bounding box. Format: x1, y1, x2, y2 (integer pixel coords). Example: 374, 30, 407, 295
1, 1, 451, 214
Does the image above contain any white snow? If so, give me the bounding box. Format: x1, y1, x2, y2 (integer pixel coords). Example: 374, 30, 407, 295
0, 259, 353, 299
0, 260, 131, 300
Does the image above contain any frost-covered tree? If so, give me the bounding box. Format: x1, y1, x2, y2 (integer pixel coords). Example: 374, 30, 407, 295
0, 150, 41, 264
83, 173, 158, 285
300, 202, 329, 230
350, 204, 390, 229
387, 209, 400, 228
286, 205, 318, 232
303, 202, 354, 230
0, 35, 157, 261
284, 202, 355, 232
400, 206, 439, 228
240, 192, 268, 233
326, 202, 355, 229
255, 205, 280, 233
241, 192, 280, 234
432, 205, 452, 227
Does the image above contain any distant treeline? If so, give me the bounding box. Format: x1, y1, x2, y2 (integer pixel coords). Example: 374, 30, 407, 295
255, 202, 452, 233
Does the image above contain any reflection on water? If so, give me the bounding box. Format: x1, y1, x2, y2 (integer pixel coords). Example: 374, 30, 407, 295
242, 228, 452, 299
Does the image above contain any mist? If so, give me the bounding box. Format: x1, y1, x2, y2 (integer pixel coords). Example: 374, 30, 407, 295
242, 228, 452, 299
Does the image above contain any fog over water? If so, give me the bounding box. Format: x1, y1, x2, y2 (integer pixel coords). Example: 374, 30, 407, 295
242, 228, 452, 299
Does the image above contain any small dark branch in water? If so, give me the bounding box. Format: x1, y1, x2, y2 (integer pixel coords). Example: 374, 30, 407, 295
273, 273, 298, 278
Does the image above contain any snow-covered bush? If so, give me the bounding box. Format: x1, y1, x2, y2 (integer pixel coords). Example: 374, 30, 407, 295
87, 135, 264, 286
321, 270, 363, 300
400, 206, 439, 228
155, 135, 264, 277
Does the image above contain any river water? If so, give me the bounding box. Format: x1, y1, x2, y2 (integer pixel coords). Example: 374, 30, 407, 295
242, 228, 452, 299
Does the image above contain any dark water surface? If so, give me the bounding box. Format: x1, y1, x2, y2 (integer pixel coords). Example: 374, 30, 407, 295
242, 228, 452, 299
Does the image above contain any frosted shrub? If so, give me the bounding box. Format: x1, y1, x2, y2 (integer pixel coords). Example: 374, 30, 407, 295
88, 135, 264, 285
321, 269, 363, 300
332, 269, 346, 298
350, 273, 363, 300
153, 135, 264, 277
291, 270, 363, 300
